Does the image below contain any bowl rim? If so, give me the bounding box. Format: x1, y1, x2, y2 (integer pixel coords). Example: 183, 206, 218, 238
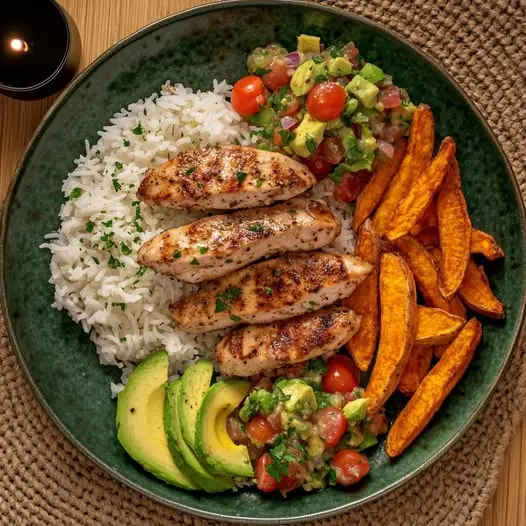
1, 0, 525, 523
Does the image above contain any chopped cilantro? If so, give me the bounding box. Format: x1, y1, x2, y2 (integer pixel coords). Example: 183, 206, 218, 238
102, 219, 113, 228
120, 337, 127, 342
264, 287, 273, 296
185, 167, 196, 175
112, 179, 122, 192
115, 161, 123, 170
307, 357, 328, 374
254, 67, 271, 76
312, 56, 324, 64
100, 232, 115, 249
69, 187, 82, 200
230, 314, 241, 322
305, 134, 317, 154
215, 285, 242, 313
273, 268, 281, 277
199, 246, 208, 255
236, 171, 247, 184
278, 129, 296, 146
266, 435, 302, 482
112, 302, 126, 311
132, 123, 144, 135
314, 74, 328, 84
248, 224, 263, 233
133, 236, 141, 243
120, 242, 132, 255
328, 468, 337, 484
85, 220, 94, 233
137, 266, 148, 276
173, 250, 182, 258
190, 257, 200, 265
108, 256, 124, 269
92, 257, 100, 265
123, 139, 130, 147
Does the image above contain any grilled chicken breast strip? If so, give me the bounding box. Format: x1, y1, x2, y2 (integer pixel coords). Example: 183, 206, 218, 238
138, 198, 341, 283
216, 306, 360, 377
170, 252, 372, 333
137, 145, 316, 210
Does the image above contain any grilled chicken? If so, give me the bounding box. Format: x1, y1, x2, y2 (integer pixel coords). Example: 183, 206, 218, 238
137, 145, 316, 210
216, 306, 361, 377
170, 252, 372, 333
138, 198, 341, 283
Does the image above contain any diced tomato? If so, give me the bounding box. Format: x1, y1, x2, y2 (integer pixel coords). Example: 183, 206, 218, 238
226, 416, 247, 442
246, 415, 277, 445
320, 137, 345, 164
317, 407, 348, 447
331, 449, 370, 486
278, 461, 305, 494
366, 411, 389, 436
256, 453, 279, 492
380, 86, 401, 109
322, 355, 360, 393
273, 131, 283, 147
333, 171, 372, 203
262, 60, 290, 91
381, 124, 407, 143
305, 156, 334, 181
306, 82, 347, 122
231, 76, 267, 116
342, 43, 360, 67
266, 409, 284, 434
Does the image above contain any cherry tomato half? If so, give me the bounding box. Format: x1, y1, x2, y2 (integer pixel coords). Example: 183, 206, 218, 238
255, 453, 279, 492
262, 59, 290, 91
246, 415, 277, 445
322, 355, 359, 393
304, 156, 334, 181
231, 75, 267, 116
306, 82, 347, 122
317, 407, 348, 447
331, 449, 370, 486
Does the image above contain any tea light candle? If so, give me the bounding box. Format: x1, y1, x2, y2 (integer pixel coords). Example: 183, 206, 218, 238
0, 1, 81, 100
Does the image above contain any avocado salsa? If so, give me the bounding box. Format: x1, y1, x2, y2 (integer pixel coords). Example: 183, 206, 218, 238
231, 34, 416, 203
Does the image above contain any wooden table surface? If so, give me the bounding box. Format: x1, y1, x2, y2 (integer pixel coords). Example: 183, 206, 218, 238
1, 1, 524, 525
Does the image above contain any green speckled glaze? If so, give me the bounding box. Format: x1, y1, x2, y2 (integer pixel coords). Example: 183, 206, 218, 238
1, 1, 525, 523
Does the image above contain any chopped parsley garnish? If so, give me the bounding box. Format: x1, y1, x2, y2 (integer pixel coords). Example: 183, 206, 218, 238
112, 179, 122, 192
185, 167, 196, 176
92, 257, 100, 265
248, 224, 264, 233
102, 219, 113, 228
273, 268, 281, 277
215, 284, 242, 313
305, 134, 317, 154
250, 127, 273, 140
123, 139, 130, 147
115, 161, 123, 170
266, 435, 302, 482
120, 337, 127, 342
112, 302, 126, 311
254, 67, 272, 76
69, 187, 82, 200
236, 171, 247, 184
312, 56, 324, 64
133, 236, 141, 243
225, 258, 233, 263
278, 129, 296, 146
173, 250, 182, 259
328, 164, 352, 185
137, 266, 148, 276
314, 74, 328, 84
264, 287, 273, 296
100, 232, 115, 249
108, 255, 124, 269
307, 357, 327, 374
132, 201, 143, 232
120, 242, 132, 255
230, 314, 241, 322
190, 257, 200, 265
132, 123, 144, 135
256, 179, 264, 188
268, 86, 290, 113
199, 246, 208, 255
328, 468, 337, 484
85, 220, 94, 233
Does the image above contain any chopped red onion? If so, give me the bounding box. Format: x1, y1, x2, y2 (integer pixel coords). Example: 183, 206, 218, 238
377, 140, 395, 158
284, 51, 301, 69
281, 116, 299, 130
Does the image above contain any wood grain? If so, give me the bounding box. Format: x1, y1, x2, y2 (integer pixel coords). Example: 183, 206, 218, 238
0, 1, 523, 525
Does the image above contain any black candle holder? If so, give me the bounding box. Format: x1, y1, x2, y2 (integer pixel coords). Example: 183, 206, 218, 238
0, 1, 81, 100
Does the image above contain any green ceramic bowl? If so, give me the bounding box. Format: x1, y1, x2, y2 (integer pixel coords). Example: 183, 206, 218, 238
2, 1, 525, 523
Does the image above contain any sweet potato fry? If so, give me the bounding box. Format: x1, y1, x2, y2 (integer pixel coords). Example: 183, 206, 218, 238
437, 158, 471, 300
471, 229, 505, 261
364, 253, 417, 414
410, 200, 438, 236
353, 139, 407, 231
373, 105, 435, 236
344, 220, 381, 371
415, 228, 439, 248
397, 345, 433, 398
458, 258, 505, 319
415, 306, 465, 345
386, 137, 456, 241
386, 318, 482, 457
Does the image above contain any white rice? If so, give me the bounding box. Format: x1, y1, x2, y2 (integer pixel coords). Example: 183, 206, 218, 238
41, 80, 355, 394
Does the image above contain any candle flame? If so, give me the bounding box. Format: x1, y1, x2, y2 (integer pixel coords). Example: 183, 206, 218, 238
9, 38, 29, 53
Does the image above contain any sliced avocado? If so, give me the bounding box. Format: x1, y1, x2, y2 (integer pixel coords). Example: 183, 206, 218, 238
359, 63, 385, 84
290, 59, 327, 96
278, 379, 317, 414
358, 431, 378, 451
346, 75, 380, 108
343, 397, 370, 422
328, 57, 353, 76
165, 380, 233, 492
347, 426, 365, 447
196, 380, 254, 478
297, 34, 321, 54
116, 351, 197, 489
307, 434, 325, 458
179, 359, 214, 453
291, 113, 326, 158
283, 416, 313, 440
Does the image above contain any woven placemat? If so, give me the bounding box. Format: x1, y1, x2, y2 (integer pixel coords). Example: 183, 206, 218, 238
1, 0, 525, 524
